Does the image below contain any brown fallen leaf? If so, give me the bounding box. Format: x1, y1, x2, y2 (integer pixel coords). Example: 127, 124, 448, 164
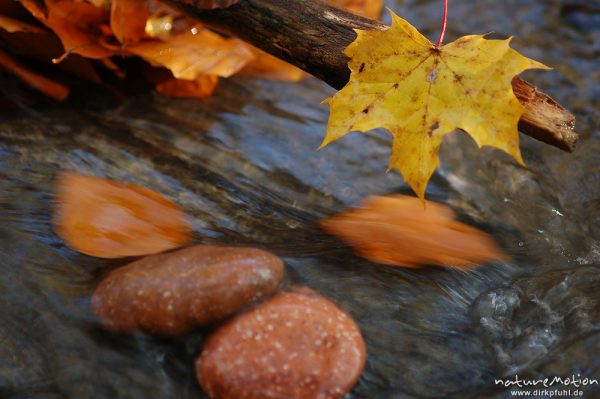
41, 0, 115, 61
156, 75, 219, 98
0, 0, 38, 20
320, 195, 510, 268
144, 65, 219, 98
110, 0, 148, 45
53, 172, 192, 258
0, 13, 102, 83
128, 27, 254, 80
0, 14, 45, 33
238, 46, 306, 82
7, 0, 381, 100
19, 0, 48, 23
0, 47, 69, 100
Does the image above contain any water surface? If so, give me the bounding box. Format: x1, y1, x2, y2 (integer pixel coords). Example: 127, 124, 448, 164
1, 0, 599, 398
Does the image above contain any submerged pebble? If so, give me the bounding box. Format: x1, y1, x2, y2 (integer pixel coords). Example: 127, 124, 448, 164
196, 286, 366, 399
91, 245, 284, 336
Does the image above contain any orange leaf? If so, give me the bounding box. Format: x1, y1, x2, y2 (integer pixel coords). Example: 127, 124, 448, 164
0, 27, 102, 82
156, 75, 219, 98
0, 46, 69, 100
331, 0, 383, 19
128, 27, 254, 80
19, 0, 48, 22
86, 0, 110, 10
0, 0, 40, 20
42, 0, 114, 60
144, 65, 218, 98
321, 195, 510, 268
238, 46, 306, 82
0, 14, 45, 33
0, 9, 102, 83
110, 0, 148, 45
53, 173, 193, 258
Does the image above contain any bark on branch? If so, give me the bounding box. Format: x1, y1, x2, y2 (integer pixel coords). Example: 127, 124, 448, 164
170, 0, 578, 152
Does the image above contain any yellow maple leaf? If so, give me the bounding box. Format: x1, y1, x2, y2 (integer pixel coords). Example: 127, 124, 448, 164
322, 11, 550, 200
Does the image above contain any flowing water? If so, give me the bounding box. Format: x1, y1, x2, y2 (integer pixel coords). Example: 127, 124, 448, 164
1, 0, 599, 398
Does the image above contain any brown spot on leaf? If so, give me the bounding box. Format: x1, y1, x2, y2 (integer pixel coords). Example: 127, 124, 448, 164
359, 62, 365, 72
428, 121, 440, 137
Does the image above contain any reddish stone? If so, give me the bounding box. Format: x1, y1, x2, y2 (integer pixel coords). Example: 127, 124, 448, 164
197, 286, 366, 399
91, 245, 284, 336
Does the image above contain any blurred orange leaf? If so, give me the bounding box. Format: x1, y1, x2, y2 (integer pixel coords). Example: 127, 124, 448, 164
331, 0, 383, 19
321, 195, 510, 268
110, 0, 148, 45
129, 27, 254, 80
0, 46, 69, 100
53, 173, 192, 258
0, 15, 45, 33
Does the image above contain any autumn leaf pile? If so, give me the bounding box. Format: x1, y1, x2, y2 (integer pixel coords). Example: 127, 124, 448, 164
0, 0, 382, 100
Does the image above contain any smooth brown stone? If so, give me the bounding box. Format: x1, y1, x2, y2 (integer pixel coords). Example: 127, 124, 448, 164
91, 245, 284, 336
197, 286, 366, 399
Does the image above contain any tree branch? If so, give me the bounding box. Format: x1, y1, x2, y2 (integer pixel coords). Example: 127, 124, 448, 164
170, 0, 578, 152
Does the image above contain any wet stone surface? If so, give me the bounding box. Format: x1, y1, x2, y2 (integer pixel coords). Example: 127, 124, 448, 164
197, 286, 366, 399
92, 245, 284, 336
1, 0, 600, 398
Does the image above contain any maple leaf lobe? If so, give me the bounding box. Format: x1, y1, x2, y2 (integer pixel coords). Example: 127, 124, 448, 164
322, 11, 550, 200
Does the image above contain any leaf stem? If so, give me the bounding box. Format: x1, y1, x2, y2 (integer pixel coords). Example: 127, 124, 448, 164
436, 0, 448, 48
